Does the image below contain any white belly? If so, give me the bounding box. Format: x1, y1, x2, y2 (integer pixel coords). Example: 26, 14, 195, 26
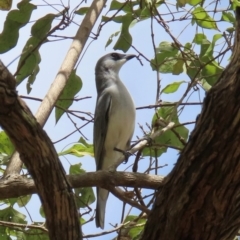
102, 84, 135, 169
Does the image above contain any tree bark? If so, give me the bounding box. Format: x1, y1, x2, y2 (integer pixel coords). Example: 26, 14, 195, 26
0, 171, 163, 199
0, 62, 82, 239
142, 7, 240, 240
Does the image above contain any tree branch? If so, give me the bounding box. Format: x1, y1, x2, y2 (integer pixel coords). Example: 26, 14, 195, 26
0, 61, 82, 239
109, 186, 151, 214
0, 220, 48, 233
0, 171, 164, 200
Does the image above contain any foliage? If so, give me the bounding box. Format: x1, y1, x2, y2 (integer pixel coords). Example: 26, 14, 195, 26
55, 69, 82, 123
0, 0, 236, 239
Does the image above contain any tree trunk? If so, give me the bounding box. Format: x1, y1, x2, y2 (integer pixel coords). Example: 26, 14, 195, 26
142, 7, 240, 240
0, 63, 82, 239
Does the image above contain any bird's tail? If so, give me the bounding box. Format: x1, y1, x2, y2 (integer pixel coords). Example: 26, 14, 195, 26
96, 187, 109, 229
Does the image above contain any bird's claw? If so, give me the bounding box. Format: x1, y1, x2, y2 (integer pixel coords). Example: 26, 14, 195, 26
143, 136, 153, 146
114, 147, 132, 164
124, 150, 132, 163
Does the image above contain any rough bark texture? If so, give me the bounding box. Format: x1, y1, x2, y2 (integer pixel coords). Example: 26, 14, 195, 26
0, 171, 163, 200
142, 7, 240, 240
0, 63, 82, 239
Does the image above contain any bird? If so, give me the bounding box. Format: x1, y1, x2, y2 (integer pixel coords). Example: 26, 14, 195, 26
93, 52, 136, 229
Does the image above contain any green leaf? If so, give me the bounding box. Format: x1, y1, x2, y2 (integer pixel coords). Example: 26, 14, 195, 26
161, 81, 186, 94
17, 195, 32, 207
75, 7, 89, 15
31, 13, 56, 39
192, 6, 218, 30
147, 105, 189, 157
105, 31, 120, 48
0, 207, 26, 224
172, 59, 184, 75
137, 5, 152, 20
177, 0, 188, 7
199, 39, 211, 60
114, 13, 134, 52
39, 205, 45, 218
124, 215, 146, 240
24, 224, 49, 240
69, 164, 95, 208
202, 61, 223, 86
69, 163, 85, 175
0, 206, 27, 240
193, 33, 207, 44
188, 0, 202, 6
199, 78, 212, 91
0, 0, 12, 10
102, 15, 123, 23
16, 36, 41, 87
187, 58, 201, 80
0, 153, 11, 166
8, 229, 24, 238
221, 11, 235, 24
0, 131, 14, 155
16, 13, 57, 87
80, 217, 86, 224
27, 64, 40, 93
0, 228, 11, 240
183, 42, 202, 81
203, 34, 222, 59
160, 57, 178, 73
184, 42, 192, 50
0, 0, 36, 53
109, 0, 138, 13
226, 27, 235, 33
59, 137, 94, 157
75, 187, 95, 208
177, 0, 204, 7
142, 143, 167, 157
55, 69, 82, 123
129, 224, 145, 240
157, 41, 178, 53
232, 0, 240, 9
151, 42, 179, 73
79, 137, 92, 149
8, 0, 35, 24
7, 198, 17, 206
212, 33, 222, 44
110, 0, 126, 11
129, 19, 138, 28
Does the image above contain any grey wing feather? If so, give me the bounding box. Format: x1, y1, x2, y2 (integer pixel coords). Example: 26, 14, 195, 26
94, 92, 112, 170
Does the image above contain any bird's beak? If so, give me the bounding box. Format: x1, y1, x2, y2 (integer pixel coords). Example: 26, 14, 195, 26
125, 54, 136, 61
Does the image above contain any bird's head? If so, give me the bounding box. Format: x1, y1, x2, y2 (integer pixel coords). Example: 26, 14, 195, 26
95, 52, 136, 75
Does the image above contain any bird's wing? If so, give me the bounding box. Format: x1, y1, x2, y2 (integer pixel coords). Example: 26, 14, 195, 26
94, 92, 112, 170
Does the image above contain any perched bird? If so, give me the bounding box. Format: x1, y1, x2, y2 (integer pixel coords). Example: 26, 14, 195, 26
93, 52, 136, 229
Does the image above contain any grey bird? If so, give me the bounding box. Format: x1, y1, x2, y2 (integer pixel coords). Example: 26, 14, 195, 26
93, 52, 136, 229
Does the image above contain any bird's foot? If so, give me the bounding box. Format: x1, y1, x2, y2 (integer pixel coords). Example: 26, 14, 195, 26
114, 147, 132, 163
143, 135, 153, 146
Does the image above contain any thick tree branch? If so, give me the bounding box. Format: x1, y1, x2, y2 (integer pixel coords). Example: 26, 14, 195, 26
0, 62, 82, 239
109, 186, 151, 214
4, 0, 107, 176
0, 171, 163, 200
142, 7, 240, 240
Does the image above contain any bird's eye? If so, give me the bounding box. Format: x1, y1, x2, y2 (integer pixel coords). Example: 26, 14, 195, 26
111, 53, 120, 60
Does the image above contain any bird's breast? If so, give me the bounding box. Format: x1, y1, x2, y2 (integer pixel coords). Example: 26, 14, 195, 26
104, 84, 135, 152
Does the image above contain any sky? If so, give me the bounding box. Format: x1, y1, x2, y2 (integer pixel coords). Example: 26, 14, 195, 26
0, 0, 232, 239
